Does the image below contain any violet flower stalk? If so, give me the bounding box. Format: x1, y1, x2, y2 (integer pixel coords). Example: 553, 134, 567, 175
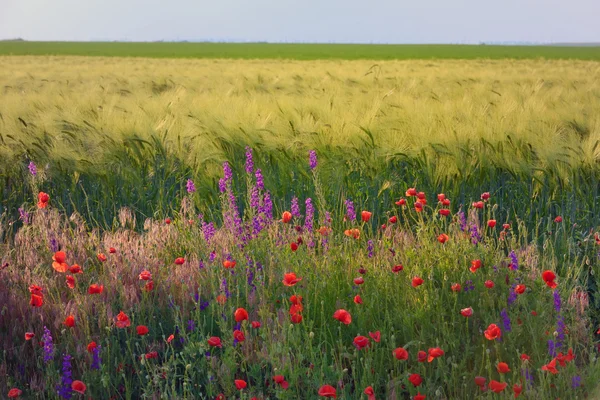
56, 353, 73, 399
500, 308, 512, 332
291, 196, 301, 218
245, 146, 254, 175
309, 150, 317, 170
28, 161, 37, 176
91, 345, 102, 370
345, 199, 356, 222
42, 325, 54, 363
186, 178, 196, 193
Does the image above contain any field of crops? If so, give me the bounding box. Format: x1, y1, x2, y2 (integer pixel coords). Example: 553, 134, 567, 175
1, 52, 600, 399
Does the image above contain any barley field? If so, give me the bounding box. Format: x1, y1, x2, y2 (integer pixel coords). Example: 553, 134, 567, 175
1, 52, 600, 399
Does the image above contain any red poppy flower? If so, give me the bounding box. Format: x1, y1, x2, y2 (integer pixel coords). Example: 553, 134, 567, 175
29, 285, 43, 295
487, 219, 496, 228
282, 272, 302, 287
513, 383, 523, 398
139, 270, 152, 280
368, 331, 381, 343
234, 379, 247, 390
215, 395, 225, 400
144, 281, 154, 292
318, 384, 337, 398
290, 295, 303, 305
251, 321, 261, 328
109, 247, 116, 253
64, 315, 75, 328
565, 348, 575, 362
174, 257, 185, 265
469, 259, 481, 273
233, 330, 245, 343
484, 323, 501, 340
52, 251, 69, 273
427, 347, 444, 362
442, 198, 451, 206
503, 223, 510, 229
25, 332, 34, 341
439, 209, 450, 217
520, 353, 530, 362
354, 295, 363, 304
165, 218, 171, 224
497, 362, 510, 374
66, 275, 75, 289
97, 253, 107, 262
354, 277, 365, 285
437, 233, 449, 243
389, 216, 398, 224
451, 283, 461, 292
115, 311, 131, 328
437, 193, 445, 201
333, 309, 352, 325
481, 192, 490, 201
208, 336, 222, 348
392, 265, 404, 273
406, 188, 417, 197
88, 284, 104, 294
136, 325, 149, 336
515, 284, 526, 294
30, 293, 43, 307
353, 335, 369, 350
234, 308, 249, 322
541, 357, 558, 374
554, 216, 563, 223
489, 380, 507, 393
223, 260, 236, 269
167, 334, 174, 343
417, 350, 427, 362
395, 198, 406, 206
364, 386, 375, 400
541, 270, 557, 289
414, 393, 426, 400
393, 347, 409, 361
145, 351, 158, 359
7, 388, 22, 398
414, 201, 424, 212
460, 307, 473, 317
344, 228, 361, 239
409, 373, 422, 387
273, 375, 289, 389
411, 276, 424, 288
37, 192, 50, 209
472, 201, 484, 209
291, 313, 303, 323
290, 242, 299, 252
361, 211, 372, 222
484, 280, 495, 288
216, 294, 227, 304
68, 264, 82, 274
474, 376, 487, 388
87, 341, 97, 352
282, 211, 292, 223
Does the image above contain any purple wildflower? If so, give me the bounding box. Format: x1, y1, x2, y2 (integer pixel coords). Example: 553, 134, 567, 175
457, 210, 467, 232
509, 250, 519, 270
522, 368, 534, 389
42, 326, 54, 363
56, 353, 73, 399
572, 375, 581, 388
367, 240, 374, 258
304, 198, 314, 233
463, 280, 475, 292
469, 223, 481, 245
548, 339, 556, 357
202, 221, 216, 243
309, 150, 317, 170
49, 237, 59, 253
291, 196, 301, 218
91, 345, 102, 370
553, 290, 562, 313
28, 161, 37, 176
250, 185, 260, 209
223, 161, 233, 182
500, 308, 512, 332
187, 320, 196, 331
221, 278, 231, 299
556, 315, 566, 349
209, 251, 216, 262
507, 284, 517, 306
218, 178, 227, 193
186, 178, 196, 193
200, 301, 210, 311
263, 191, 273, 220
18, 208, 30, 224
345, 199, 356, 222
255, 169, 264, 190
245, 146, 254, 174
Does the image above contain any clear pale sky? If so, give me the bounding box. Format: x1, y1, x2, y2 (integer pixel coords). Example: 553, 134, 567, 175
1, 0, 598, 44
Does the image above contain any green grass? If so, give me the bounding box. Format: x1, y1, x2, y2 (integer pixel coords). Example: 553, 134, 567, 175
1, 41, 600, 60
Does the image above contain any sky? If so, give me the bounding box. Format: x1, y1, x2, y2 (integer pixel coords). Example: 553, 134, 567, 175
1, 0, 598, 44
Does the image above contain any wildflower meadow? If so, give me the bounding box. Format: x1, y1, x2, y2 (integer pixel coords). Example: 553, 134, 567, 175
2, 146, 600, 399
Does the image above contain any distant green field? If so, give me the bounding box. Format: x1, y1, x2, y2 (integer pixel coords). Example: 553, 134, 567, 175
0, 41, 599, 60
